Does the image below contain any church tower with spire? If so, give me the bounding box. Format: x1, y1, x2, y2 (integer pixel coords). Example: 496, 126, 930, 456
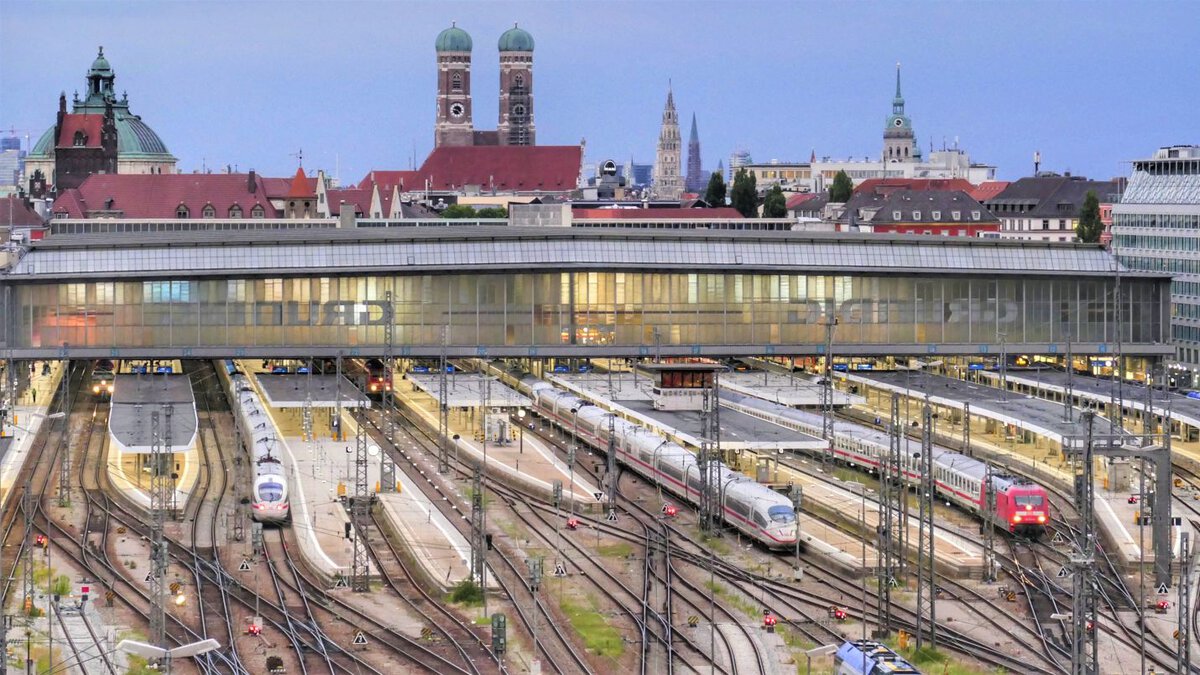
882, 63, 916, 163
434, 22, 475, 147
652, 85, 684, 199
685, 113, 704, 193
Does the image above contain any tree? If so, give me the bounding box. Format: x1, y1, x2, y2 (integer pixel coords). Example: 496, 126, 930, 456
476, 206, 508, 218
1076, 190, 1103, 243
730, 168, 758, 218
440, 204, 478, 219
829, 170, 853, 203
704, 171, 727, 207
762, 184, 787, 218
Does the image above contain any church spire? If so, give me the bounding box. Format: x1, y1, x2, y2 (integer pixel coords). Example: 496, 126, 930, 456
893, 62, 905, 114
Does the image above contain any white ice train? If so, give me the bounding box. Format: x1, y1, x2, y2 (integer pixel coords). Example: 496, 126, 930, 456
228, 373, 291, 523
514, 375, 798, 550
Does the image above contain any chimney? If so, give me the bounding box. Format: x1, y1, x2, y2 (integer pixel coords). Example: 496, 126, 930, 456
248, 170, 257, 194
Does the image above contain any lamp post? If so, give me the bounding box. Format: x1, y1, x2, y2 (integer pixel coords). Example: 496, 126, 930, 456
517, 409, 526, 455
117, 638, 220, 675
452, 433, 461, 468
804, 644, 839, 675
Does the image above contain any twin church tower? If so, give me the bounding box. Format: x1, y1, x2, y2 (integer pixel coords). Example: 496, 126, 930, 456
435, 22, 536, 148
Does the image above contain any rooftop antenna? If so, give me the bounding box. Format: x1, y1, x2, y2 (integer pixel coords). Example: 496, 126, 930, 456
290, 148, 303, 168
1034, 151, 1042, 175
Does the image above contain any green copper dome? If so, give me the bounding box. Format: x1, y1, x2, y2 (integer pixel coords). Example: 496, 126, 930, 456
435, 23, 473, 52
29, 108, 173, 160
498, 24, 534, 52
89, 47, 112, 75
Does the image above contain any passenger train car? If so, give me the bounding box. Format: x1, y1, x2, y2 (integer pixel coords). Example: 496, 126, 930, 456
833, 640, 920, 674
227, 373, 290, 523
505, 371, 798, 550
724, 392, 1050, 536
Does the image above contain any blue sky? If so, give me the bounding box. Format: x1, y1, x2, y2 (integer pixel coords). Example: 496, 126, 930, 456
2, 1, 1197, 184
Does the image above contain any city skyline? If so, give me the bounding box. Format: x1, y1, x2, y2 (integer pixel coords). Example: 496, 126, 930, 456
2, 1, 1197, 185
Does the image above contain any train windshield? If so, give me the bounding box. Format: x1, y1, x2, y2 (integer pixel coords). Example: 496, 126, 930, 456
258, 482, 285, 502
1015, 495, 1045, 508
767, 506, 796, 524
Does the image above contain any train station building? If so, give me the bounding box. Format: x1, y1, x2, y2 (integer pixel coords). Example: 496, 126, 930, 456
0, 226, 1172, 364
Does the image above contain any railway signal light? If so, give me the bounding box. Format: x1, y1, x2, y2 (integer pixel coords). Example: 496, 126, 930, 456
566, 517, 579, 530
1156, 599, 1170, 614
34, 534, 46, 548
663, 504, 677, 518
828, 606, 847, 622
763, 613, 777, 633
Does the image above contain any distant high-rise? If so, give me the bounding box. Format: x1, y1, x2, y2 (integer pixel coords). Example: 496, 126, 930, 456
685, 113, 704, 193
652, 85, 684, 199
728, 150, 751, 182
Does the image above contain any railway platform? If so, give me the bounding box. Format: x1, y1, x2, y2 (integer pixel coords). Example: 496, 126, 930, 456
843, 370, 1187, 568
721, 370, 863, 407
240, 369, 376, 583
0, 360, 66, 508
394, 373, 602, 511
550, 373, 890, 576
106, 374, 198, 512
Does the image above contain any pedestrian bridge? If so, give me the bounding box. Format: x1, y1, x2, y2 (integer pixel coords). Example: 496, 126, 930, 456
0, 226, 1171, 360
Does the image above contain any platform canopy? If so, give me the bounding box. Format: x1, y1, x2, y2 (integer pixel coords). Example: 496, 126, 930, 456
409, 373, 531, 409
256, 374, 369, 408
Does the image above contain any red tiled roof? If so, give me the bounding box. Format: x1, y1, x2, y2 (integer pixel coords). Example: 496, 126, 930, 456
852, 178, 975, 196
56, 114, 103, 148
1, 196, 46, 227
572, 207, 745, 220
51, 174, 277, 219
968, 180, 1010, 202
421, 146, 581, 191
362, 146, 582, 194
784, 193, 818, 209
327, 188, 371, 216
262, 174, 317, 199
286, 167, 314, 198
359, 170, 419, 192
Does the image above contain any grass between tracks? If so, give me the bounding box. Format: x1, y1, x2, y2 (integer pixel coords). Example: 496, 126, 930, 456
560, 594, 624, 659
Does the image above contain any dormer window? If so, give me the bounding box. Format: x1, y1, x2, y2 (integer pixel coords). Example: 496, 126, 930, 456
251, 204, 265, 218
893, 210, 902, 220
912, 211, 921, 220
202, 204, 216, 218
229, 204, 243, 218
972, 211, 982, 220
951, 211, 961, 221
176, 205, 189, 218
932, 211, 941, 220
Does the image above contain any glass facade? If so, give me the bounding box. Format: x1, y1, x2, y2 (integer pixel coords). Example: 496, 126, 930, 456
0, 271, 1167, 357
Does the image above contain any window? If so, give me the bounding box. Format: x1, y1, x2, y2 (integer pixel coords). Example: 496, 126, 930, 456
251, 204, 265, 218
451, 72, 462, 92
202, 204, 216, 218
1042, 219, 1050, 230
893, 210, 902, 220
951, 211, 961, 221
175, 205, 189, 218
971, 211, 981, 220
228, 204, 243, 218
932, 211, 941, 220
514, 74, 524, 88
912, 211, 921, 220
73, 131, 87, 146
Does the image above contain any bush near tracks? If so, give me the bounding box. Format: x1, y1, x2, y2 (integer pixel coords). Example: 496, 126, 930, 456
449, 579, 484, 605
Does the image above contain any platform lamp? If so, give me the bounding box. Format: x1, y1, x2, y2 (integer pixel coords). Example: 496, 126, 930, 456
517, 408, 526, 455
118, 638, 219, 675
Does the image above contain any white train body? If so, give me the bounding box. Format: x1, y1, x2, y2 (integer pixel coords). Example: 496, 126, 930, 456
229, 374, 290, 523
515, 374, 797, 550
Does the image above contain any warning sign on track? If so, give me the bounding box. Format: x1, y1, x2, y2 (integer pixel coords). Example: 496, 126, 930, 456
352, 631, 368, 646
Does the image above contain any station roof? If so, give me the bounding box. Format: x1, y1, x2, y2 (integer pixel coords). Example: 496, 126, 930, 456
409, 373, 531, 409
848, 370, 1132, 444
984, 369, 1200, 430
3, 227, 1154, 282
255, 374, 368, 408
109, 374, 197, 453
722, 371, 862, 407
